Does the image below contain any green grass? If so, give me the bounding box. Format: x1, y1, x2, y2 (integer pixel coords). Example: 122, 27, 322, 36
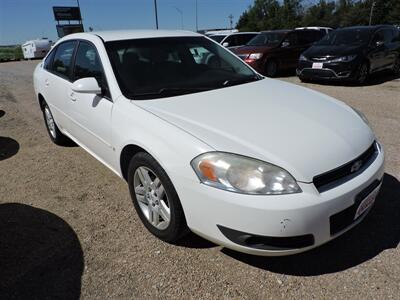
0, 46, 23, 61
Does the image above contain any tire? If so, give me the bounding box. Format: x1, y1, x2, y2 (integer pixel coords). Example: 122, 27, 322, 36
356, 62, 369, 85
127, 152, 189, 243
392, 56, 400, 77
265, 59, 278, 77
299, 76, 311, 83
42, 102, 72, 146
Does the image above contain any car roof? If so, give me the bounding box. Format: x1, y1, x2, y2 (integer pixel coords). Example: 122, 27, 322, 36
261, 29, 292, 33
61, 30, 202, 42
336, 25, 395, 31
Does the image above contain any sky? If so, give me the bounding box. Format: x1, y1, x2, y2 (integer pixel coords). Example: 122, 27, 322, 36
0, 0, 254, 45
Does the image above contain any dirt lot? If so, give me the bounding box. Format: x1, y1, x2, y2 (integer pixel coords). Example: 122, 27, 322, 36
0, 60, 399, 299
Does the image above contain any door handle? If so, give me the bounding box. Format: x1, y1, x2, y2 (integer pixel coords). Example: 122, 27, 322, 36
69, 91, 77, 101
44, 79, 49, 87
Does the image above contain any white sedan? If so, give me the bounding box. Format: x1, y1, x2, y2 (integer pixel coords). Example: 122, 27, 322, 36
33, 30, 384, 256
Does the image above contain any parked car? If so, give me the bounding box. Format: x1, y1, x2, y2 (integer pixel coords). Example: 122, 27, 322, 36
233, 29, 325, 77
34, 30, 384, 256
296, 26, 333, 36
297, 25, 400, 84
209, 32, 259, 50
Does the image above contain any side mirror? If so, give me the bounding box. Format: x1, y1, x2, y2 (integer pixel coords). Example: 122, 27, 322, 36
281, 41, 290, 48
375, 40, 384, 47
72, 77, 102, 95
222, 42, 230, 47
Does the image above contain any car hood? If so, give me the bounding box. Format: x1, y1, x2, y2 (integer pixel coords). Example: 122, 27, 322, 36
134, 79, 374, 182
303, 44, 365, 58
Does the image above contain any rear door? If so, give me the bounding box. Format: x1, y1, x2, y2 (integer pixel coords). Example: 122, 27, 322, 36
68, 40, 114, 163
44, 40, 78, 134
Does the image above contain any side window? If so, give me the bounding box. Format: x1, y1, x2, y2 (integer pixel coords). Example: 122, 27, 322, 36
371, 31, 384, 45
241, 34, 256, 45
43, 48, 55, 70
73, 41, 107, 92
223, 35, 235, 46
51, 41, 77, 79
393, 29, 400, 42
283, 33, 298, 47
383, 29, 393, 44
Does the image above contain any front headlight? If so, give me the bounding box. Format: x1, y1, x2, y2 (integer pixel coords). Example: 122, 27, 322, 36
191, 152, 301, 195
299, 54, 308, 61
351, 107, 370, 127
330, 54, 357, 63
248, 53, 263, 60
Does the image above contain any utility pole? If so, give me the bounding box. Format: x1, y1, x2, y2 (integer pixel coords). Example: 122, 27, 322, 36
228, 14, 233, 30
195, 0, 198, 32
76, 0, 84, 29
174, 7, 184, 29
154, 0, 159, 29
369, 1, 376, 26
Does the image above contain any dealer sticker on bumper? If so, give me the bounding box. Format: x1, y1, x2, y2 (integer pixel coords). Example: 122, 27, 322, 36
312, 62, 323, 69
354, 185, 381, 220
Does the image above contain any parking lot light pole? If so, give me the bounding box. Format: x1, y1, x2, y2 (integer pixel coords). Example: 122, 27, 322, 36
154, 0, 159, 29
174, 7, 184, 29
195, 0, 198, 32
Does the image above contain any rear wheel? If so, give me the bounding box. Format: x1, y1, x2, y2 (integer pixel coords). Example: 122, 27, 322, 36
127, 152, 189, 243
265, 59, 278, 77
42, 102, 71, 146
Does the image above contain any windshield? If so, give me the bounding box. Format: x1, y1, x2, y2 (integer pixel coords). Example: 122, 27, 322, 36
315, 29, 371, 46
105, 36, 259, 100
247, 32, 286, 46
209, 35, 227, 43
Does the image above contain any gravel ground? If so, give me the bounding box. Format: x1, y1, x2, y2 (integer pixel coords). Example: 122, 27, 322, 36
0, 60, 399, 299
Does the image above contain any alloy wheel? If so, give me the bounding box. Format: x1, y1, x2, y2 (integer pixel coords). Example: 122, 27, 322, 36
44, 106, 56, 138
133, 166, 171, 230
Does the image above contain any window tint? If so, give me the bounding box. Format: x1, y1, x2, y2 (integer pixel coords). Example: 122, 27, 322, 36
44, 49, 55, 70
393, 29, 400, 42
297, 31, 324, 45
223, 35, 236, 46
51, 41, 77, 79
372, 31, 384, 44
105, 37, 257, 99
283, 32, 298, 46
383, 29, 393, 44
73, 41, 106, 88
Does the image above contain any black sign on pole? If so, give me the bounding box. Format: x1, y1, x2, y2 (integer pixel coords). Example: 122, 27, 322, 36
56, 24, 84, 38
53, 6, 84, 38
53, 6, 82, 21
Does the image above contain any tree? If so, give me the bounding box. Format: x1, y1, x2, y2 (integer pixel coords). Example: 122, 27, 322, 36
236, 0, 400, 31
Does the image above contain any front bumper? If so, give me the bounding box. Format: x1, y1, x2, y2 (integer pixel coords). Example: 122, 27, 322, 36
297, 59, 359, 80
174, 143, 385, 256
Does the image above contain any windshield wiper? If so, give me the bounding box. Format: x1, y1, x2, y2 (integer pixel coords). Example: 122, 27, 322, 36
222, 75, 262, 87
131, 87, 214, 100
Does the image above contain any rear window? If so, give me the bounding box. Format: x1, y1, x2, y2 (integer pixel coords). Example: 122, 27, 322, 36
247, 32, 286, 46
209, 35, 227, 43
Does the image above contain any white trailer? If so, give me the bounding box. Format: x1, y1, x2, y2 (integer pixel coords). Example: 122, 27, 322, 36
21, 38, 53, 59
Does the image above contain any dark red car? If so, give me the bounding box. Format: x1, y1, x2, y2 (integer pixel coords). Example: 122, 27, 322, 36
233, 29, 325, 77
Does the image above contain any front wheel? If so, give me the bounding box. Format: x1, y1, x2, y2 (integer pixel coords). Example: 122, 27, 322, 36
127, 152, 189, 243
392, 57, 400, 76
356, 62, 369, 85
265, 59, 278, 77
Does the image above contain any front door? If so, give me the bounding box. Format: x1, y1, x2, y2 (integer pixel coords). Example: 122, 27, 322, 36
67, 41, 114, 164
